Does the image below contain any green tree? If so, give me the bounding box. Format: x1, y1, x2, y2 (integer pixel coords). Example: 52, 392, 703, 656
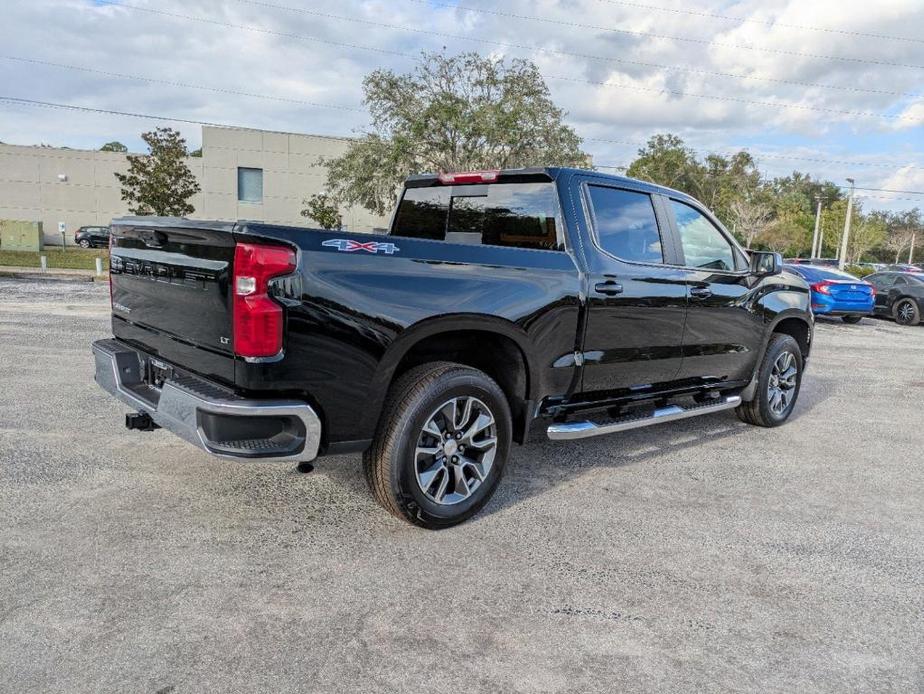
301, 193, 342, 230
879, 209, 921, 262
312, 52, 588, 216
115, 127, 200, 216
847, 213, 886, 263
627, 135, 763, 230
769, 173, 843, 217
820, 198, 850, 258
729, 196, 773, 247
626, 134, 705, 199
100, 141, 128, 153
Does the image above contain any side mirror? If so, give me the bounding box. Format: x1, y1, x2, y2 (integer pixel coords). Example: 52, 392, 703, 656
749, 250, 782, 277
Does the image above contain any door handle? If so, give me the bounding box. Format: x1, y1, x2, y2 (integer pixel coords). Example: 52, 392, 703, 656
689, 286, 712, 299
594, 280, 624, 296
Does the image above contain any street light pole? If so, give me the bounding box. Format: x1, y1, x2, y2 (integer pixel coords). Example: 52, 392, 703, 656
811, 195, 823, 259
838, 178, 855, 270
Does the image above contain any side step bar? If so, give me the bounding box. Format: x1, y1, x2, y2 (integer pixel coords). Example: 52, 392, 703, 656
547, 395, 742, 441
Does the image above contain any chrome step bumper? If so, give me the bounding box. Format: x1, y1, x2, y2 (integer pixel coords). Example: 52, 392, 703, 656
547, 395, 742, 441
92, 339, 321, 462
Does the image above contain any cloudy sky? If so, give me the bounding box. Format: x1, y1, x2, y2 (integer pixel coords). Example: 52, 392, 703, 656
1, 0, 923, 212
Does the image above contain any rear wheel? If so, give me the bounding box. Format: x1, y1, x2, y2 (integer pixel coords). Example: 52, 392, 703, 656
841, 315, 863, 324
78, 239, 90, 248
736, 334, 803, 428
894, 298, 921, 326
364, 362, 511, 529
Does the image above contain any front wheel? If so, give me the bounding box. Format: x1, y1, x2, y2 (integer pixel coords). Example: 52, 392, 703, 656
736, 334, 803, 428
894, 298, 921, 326
842, 315, 863, 324
364, 362, 512, 529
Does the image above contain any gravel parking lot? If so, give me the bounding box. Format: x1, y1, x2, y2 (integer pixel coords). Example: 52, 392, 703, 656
1, 276, 922, 693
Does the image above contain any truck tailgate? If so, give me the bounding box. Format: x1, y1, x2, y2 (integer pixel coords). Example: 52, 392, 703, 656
109, 219, 237, 384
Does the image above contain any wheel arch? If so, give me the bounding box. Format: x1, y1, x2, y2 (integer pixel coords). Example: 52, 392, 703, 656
364, 315, 538, 443
741, 311, 812, 402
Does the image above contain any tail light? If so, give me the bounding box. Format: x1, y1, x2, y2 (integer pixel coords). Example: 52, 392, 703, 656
438, 170, 500, 184
232, 242, 296, 358
811, 281, 832, 295
867, 283, 876, 298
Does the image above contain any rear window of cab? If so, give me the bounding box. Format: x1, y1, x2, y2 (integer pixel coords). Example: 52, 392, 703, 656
391, 182, 563, 251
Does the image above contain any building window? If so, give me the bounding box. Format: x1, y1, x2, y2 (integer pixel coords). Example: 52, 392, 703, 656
237, 167, 263, 203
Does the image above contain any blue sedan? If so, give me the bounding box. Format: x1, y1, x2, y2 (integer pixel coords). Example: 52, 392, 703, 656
784, 264, 875, 324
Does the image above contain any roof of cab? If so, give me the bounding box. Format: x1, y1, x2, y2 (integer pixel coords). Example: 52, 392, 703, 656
403, 166, 698, 204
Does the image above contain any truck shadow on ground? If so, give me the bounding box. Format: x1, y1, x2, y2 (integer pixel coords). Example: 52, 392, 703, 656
478, 373, 837, 518
316, 374, 837, 523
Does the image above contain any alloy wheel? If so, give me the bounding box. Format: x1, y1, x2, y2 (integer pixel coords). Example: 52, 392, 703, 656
896, 300, 916, 325
414, 396, 497, 506
767, 351, 798, 416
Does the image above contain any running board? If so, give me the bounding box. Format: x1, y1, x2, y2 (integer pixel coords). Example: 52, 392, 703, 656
546, 395, 742, 441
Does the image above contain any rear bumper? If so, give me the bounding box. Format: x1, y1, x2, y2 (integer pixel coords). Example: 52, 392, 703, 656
92, 338, 321, 462
811, 296, 875, 316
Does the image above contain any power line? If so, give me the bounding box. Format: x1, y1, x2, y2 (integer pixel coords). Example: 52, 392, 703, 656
3, 96, 921, 174
595, 0, 924, 44
408, 0, 924, 70
546, 74, 918, 121
229, 0, 920, 98
3, 96, 922, 208
856, 196, 924, 203
11, 51, 916, 126
849, 186, 924, 195
0, 96, 294, 131
586, 138, 922, 170
0, 57, 364, 112
89, 2, 924, 123
95, 0, 409, 58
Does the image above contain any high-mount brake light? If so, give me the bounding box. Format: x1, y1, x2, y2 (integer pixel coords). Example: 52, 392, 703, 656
232, 242, 296, 358
437, 170, 501, 184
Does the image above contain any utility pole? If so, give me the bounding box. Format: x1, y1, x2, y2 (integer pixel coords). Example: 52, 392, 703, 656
838, 178, 855, 270
811, 195, 823, 259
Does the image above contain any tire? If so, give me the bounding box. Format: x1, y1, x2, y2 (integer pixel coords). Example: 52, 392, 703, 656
841, 315, 863, 324
893, 298, 921, 326
78, 239, 90, 248
363, 362, 512, 529
736, 334, 803, 428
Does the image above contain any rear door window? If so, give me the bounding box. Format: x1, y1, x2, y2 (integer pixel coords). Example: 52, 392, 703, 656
867, 274, 895, 290
392, 182, 562, 250
586, 186, 663, 263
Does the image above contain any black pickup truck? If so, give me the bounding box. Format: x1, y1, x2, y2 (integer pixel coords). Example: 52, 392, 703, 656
93, 167, 813, 528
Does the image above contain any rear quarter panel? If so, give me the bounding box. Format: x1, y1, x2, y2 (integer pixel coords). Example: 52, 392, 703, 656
235, 225, 583, 446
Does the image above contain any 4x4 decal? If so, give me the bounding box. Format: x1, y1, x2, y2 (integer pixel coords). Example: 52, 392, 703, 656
322, 239, 400, 255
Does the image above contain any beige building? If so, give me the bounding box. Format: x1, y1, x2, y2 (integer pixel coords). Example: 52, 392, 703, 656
0, 125, 389, 245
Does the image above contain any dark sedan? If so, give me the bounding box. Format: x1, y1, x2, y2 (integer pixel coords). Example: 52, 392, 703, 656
74, 225, 110, 249
883, 263, 923, 273
866, 272, 924, 326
